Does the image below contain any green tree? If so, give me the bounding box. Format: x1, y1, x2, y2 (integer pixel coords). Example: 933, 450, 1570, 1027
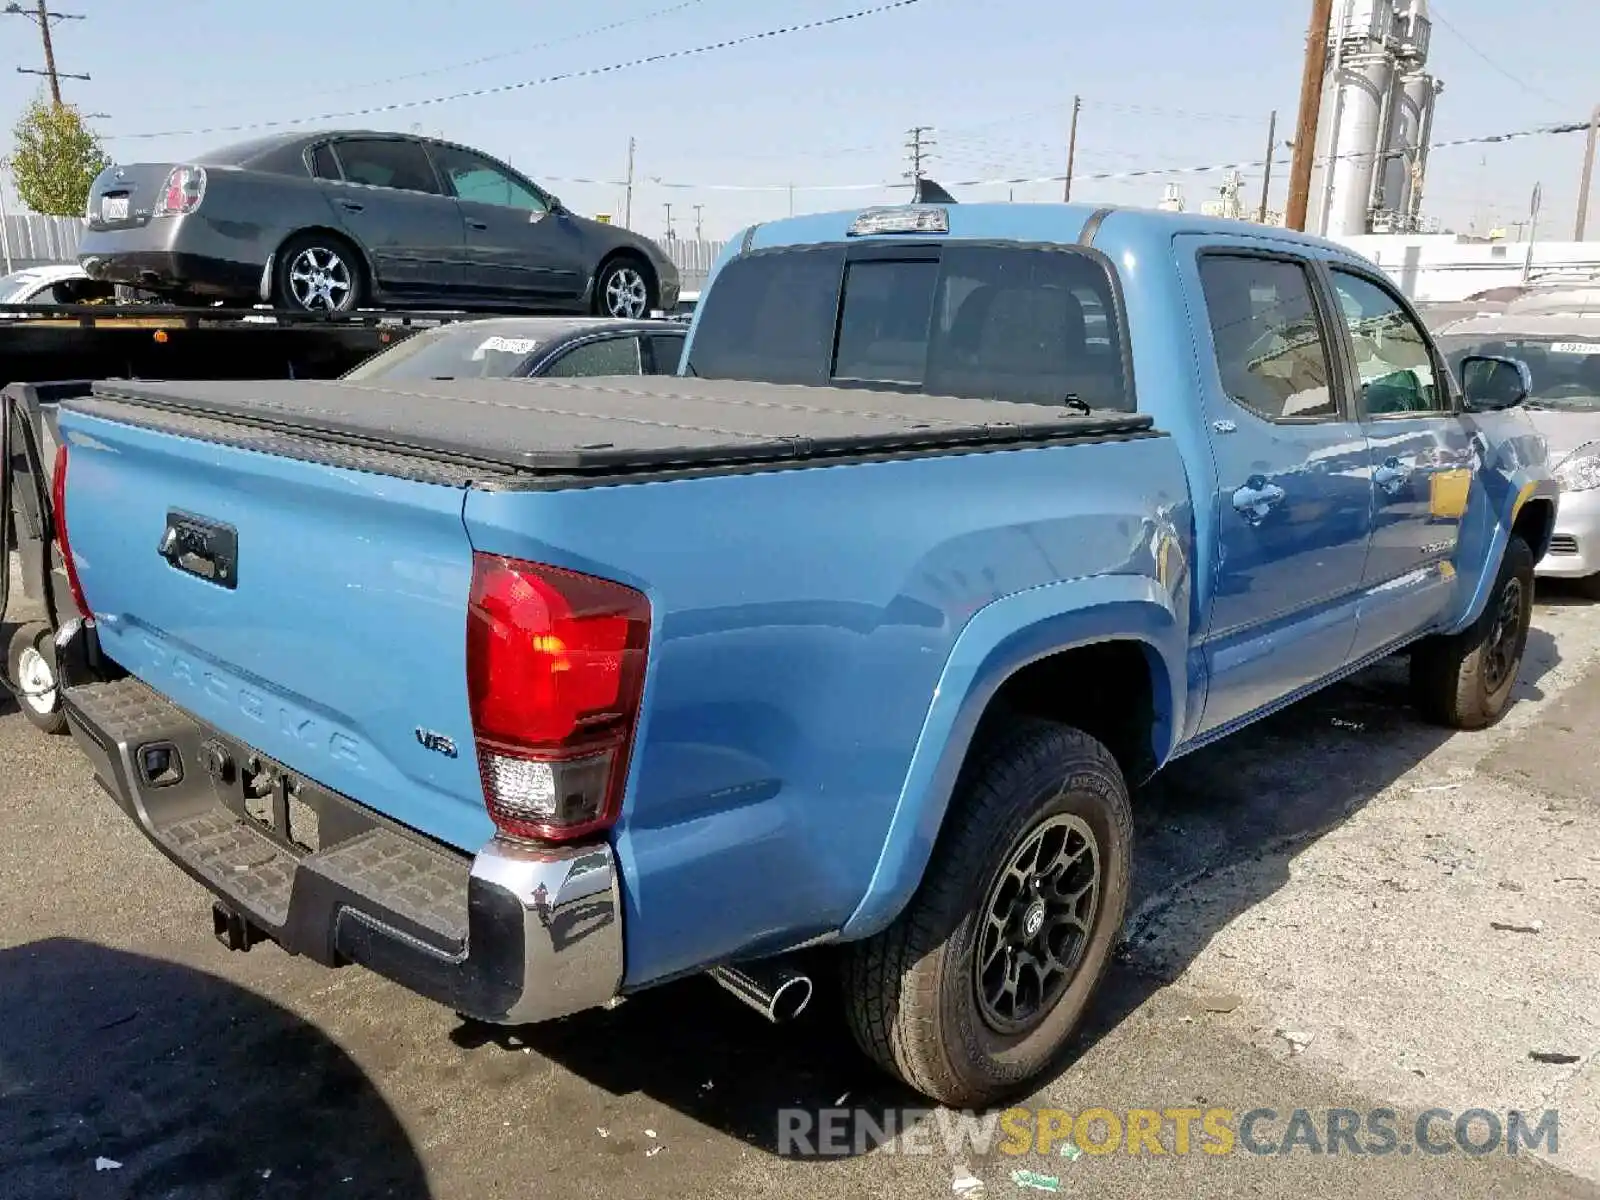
9, 95, 109, 217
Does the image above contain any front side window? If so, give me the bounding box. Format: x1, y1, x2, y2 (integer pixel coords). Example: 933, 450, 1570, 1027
686, 243, 1131, 409
545, 336, 643, 378
1198, 254, 1338, 421
1330, 269, 1446, 416
430, 145, 547, 213
332, 139, 441, 195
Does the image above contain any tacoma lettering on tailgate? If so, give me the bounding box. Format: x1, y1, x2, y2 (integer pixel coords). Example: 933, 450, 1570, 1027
139, 633, 366, 769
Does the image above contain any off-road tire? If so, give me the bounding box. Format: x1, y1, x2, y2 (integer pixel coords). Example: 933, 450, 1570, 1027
841, 719, 1132, 1108
1410, 534, 1535, 730
7, 622, 66, 735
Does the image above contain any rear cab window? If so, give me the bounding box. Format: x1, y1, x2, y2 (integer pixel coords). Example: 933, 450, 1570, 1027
685, 241, 1133, 411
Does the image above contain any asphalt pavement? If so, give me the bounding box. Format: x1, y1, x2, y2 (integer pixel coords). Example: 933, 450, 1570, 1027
2, 555, 1597, 1200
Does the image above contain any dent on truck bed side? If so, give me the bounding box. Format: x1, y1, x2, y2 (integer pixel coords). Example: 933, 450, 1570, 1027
839, 570, 1188, 941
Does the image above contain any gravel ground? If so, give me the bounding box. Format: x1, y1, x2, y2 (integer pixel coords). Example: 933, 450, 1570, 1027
2, 551, 1597, 1199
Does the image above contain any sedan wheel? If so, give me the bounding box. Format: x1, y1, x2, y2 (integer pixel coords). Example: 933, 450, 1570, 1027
285, 245, 356, 313
601, 263, 650, 318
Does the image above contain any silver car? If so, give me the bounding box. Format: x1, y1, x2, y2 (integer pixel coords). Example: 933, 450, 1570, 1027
1435, 309, 1600, 596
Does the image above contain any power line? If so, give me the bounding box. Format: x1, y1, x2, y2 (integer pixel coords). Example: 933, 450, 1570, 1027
1427, 3, 1569, 111
105, 0, 927, 142
148, 0, 713, 112
541, 116, 1593, 194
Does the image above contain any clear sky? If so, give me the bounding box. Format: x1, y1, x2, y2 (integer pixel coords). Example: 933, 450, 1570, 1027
0, 0, 1593, 242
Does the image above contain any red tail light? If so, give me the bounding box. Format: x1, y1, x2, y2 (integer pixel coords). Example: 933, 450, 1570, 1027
51, 442, 92, 619
466, 553, 650, 842
155, 165, 207, 216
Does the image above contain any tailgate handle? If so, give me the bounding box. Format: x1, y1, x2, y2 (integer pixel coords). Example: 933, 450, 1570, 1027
158, 510, 238, 590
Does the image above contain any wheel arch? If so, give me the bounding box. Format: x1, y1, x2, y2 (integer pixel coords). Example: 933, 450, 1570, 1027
1513, 496, 1556, 564
1445, 478, 1562, 635
592, 247, 658, 312
839, 574, 1187, 940
266, 226, 374, 306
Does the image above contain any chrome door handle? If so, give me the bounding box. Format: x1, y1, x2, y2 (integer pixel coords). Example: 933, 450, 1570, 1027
1373, 457, 1413, 493
1232, 479, 1286, 525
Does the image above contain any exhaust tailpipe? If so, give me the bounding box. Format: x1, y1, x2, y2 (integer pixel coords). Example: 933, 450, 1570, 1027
709, 961, 813, 1022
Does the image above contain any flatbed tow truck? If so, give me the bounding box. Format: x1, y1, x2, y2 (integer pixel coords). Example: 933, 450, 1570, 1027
0, 299, 480, 730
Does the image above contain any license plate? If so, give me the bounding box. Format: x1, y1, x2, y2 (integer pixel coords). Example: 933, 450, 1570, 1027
100, 195, 129, 221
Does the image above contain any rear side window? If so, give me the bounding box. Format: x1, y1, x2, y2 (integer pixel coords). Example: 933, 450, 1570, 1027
687, 243, 1132, 410
1198, 254, 1338, 421
333, 139, 441, 195
309, 144, 340, 181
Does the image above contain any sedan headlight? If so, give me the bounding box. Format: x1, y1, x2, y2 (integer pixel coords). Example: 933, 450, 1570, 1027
1554, 442, 1600, 492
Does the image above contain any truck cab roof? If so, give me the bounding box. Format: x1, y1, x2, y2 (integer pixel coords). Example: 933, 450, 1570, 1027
729, 202, 1368, 267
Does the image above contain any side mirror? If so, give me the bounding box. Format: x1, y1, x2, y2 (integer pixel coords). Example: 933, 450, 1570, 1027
1460, 354, 1532, 412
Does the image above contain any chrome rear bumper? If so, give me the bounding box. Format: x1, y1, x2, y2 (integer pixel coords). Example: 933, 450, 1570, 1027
59, 646, 622, 1027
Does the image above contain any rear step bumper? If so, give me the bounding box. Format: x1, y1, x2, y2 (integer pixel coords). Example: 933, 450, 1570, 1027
61, 671, 623, 1026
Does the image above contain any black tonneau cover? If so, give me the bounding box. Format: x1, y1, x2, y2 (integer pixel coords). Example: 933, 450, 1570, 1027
80, 376, 1154, 476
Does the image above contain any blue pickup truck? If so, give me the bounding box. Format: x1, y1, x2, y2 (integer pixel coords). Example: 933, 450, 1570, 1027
48, 202, 1555, 1108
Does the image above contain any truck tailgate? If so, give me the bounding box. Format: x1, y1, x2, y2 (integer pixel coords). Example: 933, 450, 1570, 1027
59, 403, 492, 853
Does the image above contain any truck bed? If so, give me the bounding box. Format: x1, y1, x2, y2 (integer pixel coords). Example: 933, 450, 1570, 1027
71, 376, 1155, 484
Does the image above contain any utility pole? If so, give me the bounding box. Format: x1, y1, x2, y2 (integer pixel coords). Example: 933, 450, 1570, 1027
623, 137, 636, 230
1286, 0, 1335, 231
663, 202, 674, 240
1576, 103, 1600, 241
904, 125, 935, 187
5, 1, 88, 106
1062, 95, 1082, 202
1258, 109, 1279, 224
693, 204, 703, 241
788, 183, 795, 216
1523, 182, 1542, 284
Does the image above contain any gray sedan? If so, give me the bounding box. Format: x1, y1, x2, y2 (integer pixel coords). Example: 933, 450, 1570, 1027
341, 317, 685, 382
77, 130, 679, 318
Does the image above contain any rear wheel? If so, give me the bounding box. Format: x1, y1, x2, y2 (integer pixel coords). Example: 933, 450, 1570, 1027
593, 256, 653, 318
7, 623, 66, 735
842, 719, 1132, 1108
1411, 534, 1534, 729
273, 233, 365, 314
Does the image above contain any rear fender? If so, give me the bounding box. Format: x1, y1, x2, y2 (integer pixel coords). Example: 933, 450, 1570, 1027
839, 574, 1186, 940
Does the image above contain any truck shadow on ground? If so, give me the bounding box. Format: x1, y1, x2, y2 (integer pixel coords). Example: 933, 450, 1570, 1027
468, 622, 1566, 1158
0, 938, 431, 1198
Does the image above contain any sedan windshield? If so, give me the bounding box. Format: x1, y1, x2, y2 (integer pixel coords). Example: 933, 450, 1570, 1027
1436, 334, 1600, 411
343, 323, 552, 381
